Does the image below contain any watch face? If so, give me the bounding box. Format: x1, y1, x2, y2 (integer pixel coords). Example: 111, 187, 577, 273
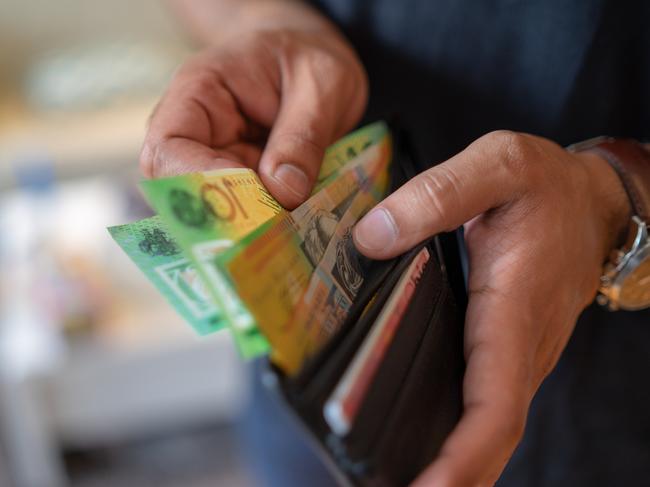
618, 247, 650, 310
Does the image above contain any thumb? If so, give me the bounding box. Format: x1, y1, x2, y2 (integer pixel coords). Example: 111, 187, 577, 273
353, 131, 528, 258
258, 73, 346, 209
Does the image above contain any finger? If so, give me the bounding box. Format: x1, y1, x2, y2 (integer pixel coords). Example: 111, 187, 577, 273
141, 58, 275, 178
411, 292, 533, 487
353, 131, 530, 258
141, 69, 248, 177
141, 137, 263, 178
258, 64, 358, 209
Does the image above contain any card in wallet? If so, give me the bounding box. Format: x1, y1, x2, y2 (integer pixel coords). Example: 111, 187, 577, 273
263, 125, 467, 487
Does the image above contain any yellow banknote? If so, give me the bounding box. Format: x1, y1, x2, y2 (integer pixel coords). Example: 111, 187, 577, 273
224, 133, 392, 373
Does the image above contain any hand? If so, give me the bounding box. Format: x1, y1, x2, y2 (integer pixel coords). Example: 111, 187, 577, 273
353, 131, 630, 486
140, 27, 367, 209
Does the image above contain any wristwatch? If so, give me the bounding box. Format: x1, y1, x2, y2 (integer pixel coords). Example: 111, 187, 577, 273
568, 137, 650, 311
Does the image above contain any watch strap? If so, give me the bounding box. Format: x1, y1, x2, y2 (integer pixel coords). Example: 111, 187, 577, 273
575, 138, 650, 221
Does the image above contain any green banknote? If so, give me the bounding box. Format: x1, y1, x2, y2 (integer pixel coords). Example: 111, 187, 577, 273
140, 168, 280, 357
109, 122, 390, 360
108, 216, 223, 335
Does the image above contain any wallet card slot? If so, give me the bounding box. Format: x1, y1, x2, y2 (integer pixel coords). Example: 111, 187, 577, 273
349, 267, 464, 486
285, 243, 428, 401
287, 254, 400, 394
328, 246, 445, 463
276, 235, 463, 486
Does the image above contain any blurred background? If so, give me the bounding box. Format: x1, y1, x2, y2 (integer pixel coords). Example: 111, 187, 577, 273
0, 1, 258, 485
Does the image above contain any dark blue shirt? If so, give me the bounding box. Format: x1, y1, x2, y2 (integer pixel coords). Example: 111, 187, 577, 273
310, 1, 650, 485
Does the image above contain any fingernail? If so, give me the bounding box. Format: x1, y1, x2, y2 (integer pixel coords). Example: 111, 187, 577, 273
273, 163, 310, 200
354, 208, 398, 251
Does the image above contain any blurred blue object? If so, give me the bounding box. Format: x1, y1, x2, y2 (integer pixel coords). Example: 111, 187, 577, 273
12, 151, 56, 194
237, 361, 337, 487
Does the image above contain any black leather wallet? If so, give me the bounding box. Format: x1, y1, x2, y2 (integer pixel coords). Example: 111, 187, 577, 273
264, 126, 467, 487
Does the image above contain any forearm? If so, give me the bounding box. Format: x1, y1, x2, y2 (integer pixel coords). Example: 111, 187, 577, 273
169, 0, 339, 45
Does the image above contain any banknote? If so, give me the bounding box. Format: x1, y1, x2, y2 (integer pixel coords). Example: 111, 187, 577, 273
222, 135, 392, 373
220, 130, 392, 279
140, 168, 282, 357
289, 168, 390, 369
292, 141, 392, 268
219, 212, 312, 370
323, 247, 431, 436
109, 122, 390, 359
314, 121, 389, 193
108, 216, 223, 335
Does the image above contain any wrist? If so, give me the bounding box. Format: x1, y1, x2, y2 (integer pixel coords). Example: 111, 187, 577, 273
575, 150, 631, 258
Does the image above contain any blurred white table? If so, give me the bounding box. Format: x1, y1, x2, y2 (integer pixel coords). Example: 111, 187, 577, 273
0, 332, 249, 487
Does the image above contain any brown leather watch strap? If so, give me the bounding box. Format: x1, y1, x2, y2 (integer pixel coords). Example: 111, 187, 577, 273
574, 138, 650, 222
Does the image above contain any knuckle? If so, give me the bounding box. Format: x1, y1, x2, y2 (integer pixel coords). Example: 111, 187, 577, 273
481, 130, 540, 184
273, 130, 324, 168
306, 50, 366, 124
138, 143, 153, 177
299, 45, 352, 91
139, 138, 166, 179
139, 101, 165, 178
324, 49, 365, 96
264, 28, 294, 49
175, 52, 217, 81
414, 165, 463, 230
312, 50, 345, 82
183, 70, 220, 97
248, 28, 301, 58
288, 32, 364, 91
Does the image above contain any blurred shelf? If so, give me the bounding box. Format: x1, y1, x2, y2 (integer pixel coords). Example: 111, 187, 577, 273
0, 97, 157, 189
